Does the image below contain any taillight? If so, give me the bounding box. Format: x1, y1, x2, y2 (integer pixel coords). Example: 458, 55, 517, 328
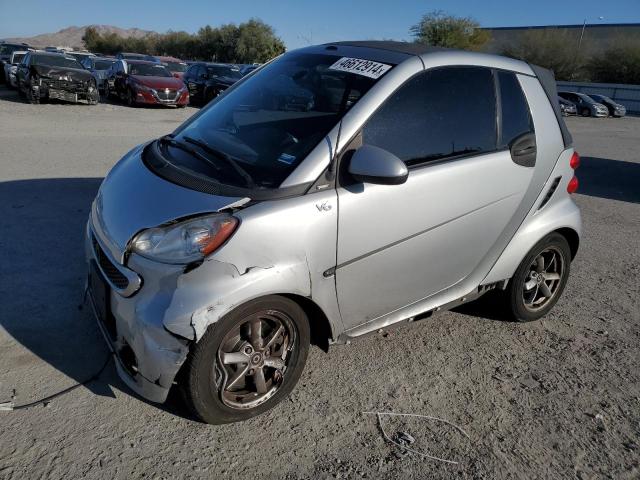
567, 176, 579, 194
570, 151, 580, 169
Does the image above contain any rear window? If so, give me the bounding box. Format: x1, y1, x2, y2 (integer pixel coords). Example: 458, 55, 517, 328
94, 60, 115, 70
362, 66, 497, 167
498, 71, 533, 148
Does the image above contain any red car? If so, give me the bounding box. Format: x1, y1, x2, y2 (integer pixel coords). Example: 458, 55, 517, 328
106, 59, 189, 107
157, 56, 188, 79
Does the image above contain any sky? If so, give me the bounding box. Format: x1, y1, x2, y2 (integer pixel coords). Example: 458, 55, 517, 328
1, 0, 639, 49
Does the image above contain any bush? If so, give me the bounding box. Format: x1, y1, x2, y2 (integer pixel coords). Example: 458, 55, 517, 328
500, 30, 584, 81
586, 40, 640, 84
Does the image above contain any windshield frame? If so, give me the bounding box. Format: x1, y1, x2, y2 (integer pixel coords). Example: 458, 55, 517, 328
164, 50, 396, 192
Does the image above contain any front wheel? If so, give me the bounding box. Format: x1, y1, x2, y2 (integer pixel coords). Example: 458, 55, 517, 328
581, 108, 591, 117
180, 295, 310, 424
505, 233, 572, 322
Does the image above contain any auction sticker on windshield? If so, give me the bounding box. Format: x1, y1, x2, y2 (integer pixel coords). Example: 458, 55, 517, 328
328, 57, 392, 79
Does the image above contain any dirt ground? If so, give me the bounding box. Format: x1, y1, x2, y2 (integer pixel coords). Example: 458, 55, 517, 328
0, 86, 639, 480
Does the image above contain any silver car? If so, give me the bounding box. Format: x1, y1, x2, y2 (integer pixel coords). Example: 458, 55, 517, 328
86, 41, 582, 424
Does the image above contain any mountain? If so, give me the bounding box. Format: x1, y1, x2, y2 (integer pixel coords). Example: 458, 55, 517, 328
4, 25, 155, 49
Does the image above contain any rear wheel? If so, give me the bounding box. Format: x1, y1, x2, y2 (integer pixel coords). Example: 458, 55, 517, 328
127, 88, 136, 107
505, 233, 571, 322
180, 295, 310, 424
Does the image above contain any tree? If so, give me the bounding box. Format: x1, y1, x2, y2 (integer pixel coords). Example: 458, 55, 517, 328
410, 10, 490, 51
586, 40, 640, 84
500, 30, 585, 81
235, 19, 286, 63
80, 20, 285, 63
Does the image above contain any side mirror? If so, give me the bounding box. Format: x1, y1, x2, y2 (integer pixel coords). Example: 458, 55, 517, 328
348, 144, 409, 185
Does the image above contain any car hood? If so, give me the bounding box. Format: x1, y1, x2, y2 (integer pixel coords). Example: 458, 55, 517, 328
92, 144, 244, 262
92, 70, 109, 79
33, 65, 93, 81
131, 75, 184, 89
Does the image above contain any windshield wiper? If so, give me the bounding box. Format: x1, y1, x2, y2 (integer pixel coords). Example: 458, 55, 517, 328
159, 135, 222, 172
183, 135, 255, 188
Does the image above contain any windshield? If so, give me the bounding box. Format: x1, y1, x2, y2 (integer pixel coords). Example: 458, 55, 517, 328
94, 59, 115, 70
129, 63, 172, 77
122, 54, 146, 60
13, 53, 26, 64
206, 65, 243, 80
35, 55, 83, 69
164, 61, 187, 73
167, 52, 393, 189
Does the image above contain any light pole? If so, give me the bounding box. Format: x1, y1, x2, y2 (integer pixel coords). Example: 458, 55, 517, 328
571, 16, 604, 80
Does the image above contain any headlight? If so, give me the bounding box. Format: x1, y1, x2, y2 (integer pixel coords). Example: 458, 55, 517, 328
136, 83, 153, 93
130, 214, 238, 264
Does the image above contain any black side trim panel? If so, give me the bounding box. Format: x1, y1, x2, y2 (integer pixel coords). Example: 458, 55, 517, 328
529, 64, 573, 148
143, 141, 312, 201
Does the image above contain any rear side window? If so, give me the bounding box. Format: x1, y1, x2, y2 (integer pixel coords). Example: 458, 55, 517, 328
362, 67, 497, 167
498, 71, 533, 148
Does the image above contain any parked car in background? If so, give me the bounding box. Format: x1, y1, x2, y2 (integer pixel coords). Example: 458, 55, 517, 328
67, 51, 96, 64
105, 59, 188, 107
86, 41, 581, 424
558, 91, 608, 117
157, 56, 188, 79
80, 56, 117, 95
16, 52, 99, 104
587, 94, 626, 117
240, 63, 260, 76
4, 50, 30, 88
116, 52, 159, 63
182, 62, 242, 105
0, 42, 31, 83
558, 97, 577, 116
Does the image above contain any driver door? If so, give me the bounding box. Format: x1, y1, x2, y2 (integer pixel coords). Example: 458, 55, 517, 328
335, 67, 536, 330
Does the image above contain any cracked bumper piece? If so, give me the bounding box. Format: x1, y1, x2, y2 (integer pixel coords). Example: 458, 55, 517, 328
85, 226, 190, 403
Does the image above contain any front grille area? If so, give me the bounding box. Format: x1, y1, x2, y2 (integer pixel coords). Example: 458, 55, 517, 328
92, 235, 129, 289
155, 89, 178, 101
43, 78, 85, 93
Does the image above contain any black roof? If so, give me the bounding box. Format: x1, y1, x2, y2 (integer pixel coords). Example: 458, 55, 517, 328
323, 41, 448, 57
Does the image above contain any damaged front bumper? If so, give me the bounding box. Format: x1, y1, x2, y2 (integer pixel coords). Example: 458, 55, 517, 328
37, 78, 97, 103
85, 221, 190, 403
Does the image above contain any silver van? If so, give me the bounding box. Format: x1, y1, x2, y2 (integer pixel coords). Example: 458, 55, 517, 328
86, 41, 582, 424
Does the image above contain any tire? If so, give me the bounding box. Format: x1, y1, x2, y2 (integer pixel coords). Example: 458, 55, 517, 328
26, 79, 40, 104
103, 82, 110, 100
87, 86, 99, 105
180, 295, 310, 424
581, 108, 591, 117
126, 88, 136, 107
505, 233, 571, 322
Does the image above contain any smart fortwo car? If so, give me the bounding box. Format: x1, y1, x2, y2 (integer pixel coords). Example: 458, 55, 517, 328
86, 41, 582, 424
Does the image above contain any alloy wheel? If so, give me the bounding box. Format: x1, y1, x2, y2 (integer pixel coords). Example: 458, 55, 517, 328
215, 310, 296, 409
522, 247, 565, 311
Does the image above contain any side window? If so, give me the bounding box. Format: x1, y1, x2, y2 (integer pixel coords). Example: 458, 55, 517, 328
22, 53, 30, 66
498, 71, 533, 148
185, 65, 194, 79
362, 67, 497, 168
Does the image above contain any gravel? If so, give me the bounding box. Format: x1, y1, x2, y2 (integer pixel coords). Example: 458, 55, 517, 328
1, 87, 639, 479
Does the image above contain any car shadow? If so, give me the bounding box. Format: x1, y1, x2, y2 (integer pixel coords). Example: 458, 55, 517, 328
578, 156, 640, 204
0, 179, 183, 420
452, 290, 514, 322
